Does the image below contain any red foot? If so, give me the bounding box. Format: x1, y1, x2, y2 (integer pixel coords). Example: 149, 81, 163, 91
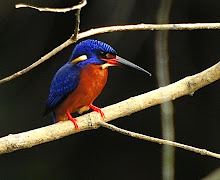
66, 110, 79, 130
89, 104, 105, 120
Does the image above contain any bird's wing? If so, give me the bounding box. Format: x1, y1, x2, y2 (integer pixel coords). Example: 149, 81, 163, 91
44, 63, 80, 115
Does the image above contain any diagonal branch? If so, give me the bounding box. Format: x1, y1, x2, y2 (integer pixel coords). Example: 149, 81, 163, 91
0, 1, 85, 85
0, 62, 219, 157
1, 23, 220, 85
98, 121, 220, 159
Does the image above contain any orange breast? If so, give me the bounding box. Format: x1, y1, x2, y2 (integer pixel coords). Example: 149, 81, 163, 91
55, 64, 108, 122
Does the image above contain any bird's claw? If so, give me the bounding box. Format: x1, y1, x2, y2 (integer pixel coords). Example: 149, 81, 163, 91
89, 104, 105, 120
66, 110, 79, 130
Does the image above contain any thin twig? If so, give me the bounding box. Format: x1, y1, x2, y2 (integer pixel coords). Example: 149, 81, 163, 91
1, 23, 220, 85
0, 62, 219, 156
15, 0, 87, 13
70, 8, 81, 41
0, 1, 85, 85
98, 121, 220, 159
0, 39, 73, 84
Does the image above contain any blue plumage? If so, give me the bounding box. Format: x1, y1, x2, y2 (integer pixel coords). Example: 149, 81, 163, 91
69, 39, 116, 60
44, 39, 116, 116
44, 39, 150, 128
44, 63, 80, 114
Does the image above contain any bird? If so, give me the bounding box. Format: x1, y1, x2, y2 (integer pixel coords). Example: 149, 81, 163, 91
44, 39, 151, 130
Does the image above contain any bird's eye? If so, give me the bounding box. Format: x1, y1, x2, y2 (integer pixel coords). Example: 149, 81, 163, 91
99, 51, 106, 58
98, 51, 116, 59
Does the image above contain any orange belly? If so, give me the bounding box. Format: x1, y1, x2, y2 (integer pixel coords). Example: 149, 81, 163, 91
55, 64, 108, 122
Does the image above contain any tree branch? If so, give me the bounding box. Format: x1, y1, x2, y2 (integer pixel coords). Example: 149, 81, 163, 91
15, 0, 87, 13
98, 121, 220, 159
1, 22, 220, 85
0, 62, 219, 157
70, 8, 81, 41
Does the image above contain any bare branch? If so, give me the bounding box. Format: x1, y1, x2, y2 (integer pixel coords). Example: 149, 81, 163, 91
98, 121, 220, 159
0, 0, 85, 85
1, 22, 220, 85
78, 23, 220, 38
0, 39, 73, 84
15, 0, 87, 13
70, 8, 81, 41
0, 62, 219, 157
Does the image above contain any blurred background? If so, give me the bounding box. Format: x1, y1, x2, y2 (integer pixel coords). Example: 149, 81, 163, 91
0, 0, 219, 179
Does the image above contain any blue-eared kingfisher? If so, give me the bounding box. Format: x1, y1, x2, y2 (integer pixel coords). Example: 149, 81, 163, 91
44, 39, 151, 130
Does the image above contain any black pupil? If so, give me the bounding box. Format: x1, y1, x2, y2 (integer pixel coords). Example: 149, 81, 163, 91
99, 51, 106, 57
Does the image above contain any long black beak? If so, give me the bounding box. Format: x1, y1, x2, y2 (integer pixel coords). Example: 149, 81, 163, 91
105, 56, 151, 76
116, 56, 151, 76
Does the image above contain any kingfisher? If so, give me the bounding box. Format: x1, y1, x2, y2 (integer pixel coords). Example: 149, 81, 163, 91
44, 39, 151, 130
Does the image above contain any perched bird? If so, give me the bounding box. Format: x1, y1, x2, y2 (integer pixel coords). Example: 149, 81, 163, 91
44, 39, 151, 130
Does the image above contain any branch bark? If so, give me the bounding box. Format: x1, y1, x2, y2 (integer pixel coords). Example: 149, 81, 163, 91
0, 62, 219, 157
1, 23, 220, 84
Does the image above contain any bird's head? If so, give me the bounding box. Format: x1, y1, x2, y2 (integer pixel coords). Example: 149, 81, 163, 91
69, 39, 151, 76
